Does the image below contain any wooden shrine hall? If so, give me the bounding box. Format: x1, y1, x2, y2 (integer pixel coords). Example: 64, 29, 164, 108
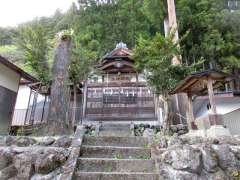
83, 42, 157, 122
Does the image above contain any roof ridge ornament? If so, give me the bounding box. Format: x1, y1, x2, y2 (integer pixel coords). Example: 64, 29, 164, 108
115, 41, 128, 49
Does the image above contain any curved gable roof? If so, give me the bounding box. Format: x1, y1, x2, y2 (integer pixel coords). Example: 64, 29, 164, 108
102, 48, 133, 60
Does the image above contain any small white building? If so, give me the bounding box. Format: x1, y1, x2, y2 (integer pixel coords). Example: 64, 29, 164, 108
194, 93, 240, 135
0, 55, 37, 135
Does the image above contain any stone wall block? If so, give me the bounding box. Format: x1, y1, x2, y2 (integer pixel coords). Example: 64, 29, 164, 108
161, 145, 202, 174
199, 145, 218, 173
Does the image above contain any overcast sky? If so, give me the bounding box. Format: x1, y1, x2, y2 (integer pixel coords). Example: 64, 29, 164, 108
0, 0, 77, 27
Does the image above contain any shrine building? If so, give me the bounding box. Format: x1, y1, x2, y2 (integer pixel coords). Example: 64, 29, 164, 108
83, 42, 157, 123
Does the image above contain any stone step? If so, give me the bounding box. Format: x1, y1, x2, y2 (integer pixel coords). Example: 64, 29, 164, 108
82, 136, 148, 147
0, 136, 5, 146
98, 123, 132, 137
80, 145, 151, 159
98, 130, 131, 137
100, 123, 131, 128
77, 158, 155, 172
74, 172, 159, 180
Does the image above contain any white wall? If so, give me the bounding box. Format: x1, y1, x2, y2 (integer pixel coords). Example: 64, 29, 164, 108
0, 63, 20, 92
15, 85, 31, 109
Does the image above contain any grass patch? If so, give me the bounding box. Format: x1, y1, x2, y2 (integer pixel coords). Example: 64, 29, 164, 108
113, 153, 123, 159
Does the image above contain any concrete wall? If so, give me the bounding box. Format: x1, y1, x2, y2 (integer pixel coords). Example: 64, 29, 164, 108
223, 109, 240, 135
0, 63, 20, 92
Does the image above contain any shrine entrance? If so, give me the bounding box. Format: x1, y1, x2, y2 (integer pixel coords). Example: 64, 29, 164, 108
85, 82, 156, 121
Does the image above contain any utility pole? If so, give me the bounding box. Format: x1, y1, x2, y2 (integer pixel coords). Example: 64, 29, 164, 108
166, 0, 188, 125
166, 0, 181, 65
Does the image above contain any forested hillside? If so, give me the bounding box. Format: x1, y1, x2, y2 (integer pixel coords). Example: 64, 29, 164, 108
0, 0, 239, 82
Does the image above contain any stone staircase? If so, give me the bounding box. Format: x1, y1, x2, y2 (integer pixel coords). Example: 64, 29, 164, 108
73, 124, 159, 180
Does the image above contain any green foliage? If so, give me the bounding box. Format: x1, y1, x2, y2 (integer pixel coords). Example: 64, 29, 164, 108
70, 32, 100, 84
176, 0, 240, 72
75, 0, 157, 52
14, 23, 50, 82
0, 45, 24, 64
16, 127, 25, 136
0, 27, 17, 45
113, 153, 123, 159
138, 155, 151, 160
134, 33, 192, 96
60, 29, 74, 40
143, 0, 166, 33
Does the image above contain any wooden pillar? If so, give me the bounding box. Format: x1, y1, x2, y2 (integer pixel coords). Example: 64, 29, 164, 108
30, 90, 38, 126
207, 78, 217, 114
136, 73, 139, 82
82, 81, 88, 118
187, 93, 195, 130
41, 95, 47, 123
24, 89, 33, 125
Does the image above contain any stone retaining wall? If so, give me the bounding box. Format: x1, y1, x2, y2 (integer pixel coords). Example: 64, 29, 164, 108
0, 126, 85, 180
153, 134, 240, 179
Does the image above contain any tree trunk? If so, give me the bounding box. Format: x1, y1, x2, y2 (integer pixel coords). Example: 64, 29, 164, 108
46, 35, 72, 135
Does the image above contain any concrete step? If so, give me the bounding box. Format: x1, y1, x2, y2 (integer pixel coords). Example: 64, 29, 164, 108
80, 145, 151, 159
82, 136, 148, 147
77, 158, 155, 172
74, 172, 159, 180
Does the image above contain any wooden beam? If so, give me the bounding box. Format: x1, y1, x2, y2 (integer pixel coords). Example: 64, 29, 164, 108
181, 79, 199, 93
207, 78, 217, 114
187, 93, 195, 130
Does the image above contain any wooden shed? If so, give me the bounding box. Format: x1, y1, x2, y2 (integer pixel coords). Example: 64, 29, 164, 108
171, 70, 233, 137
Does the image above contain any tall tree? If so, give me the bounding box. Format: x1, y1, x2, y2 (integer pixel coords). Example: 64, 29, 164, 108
134, 33, 193, 133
